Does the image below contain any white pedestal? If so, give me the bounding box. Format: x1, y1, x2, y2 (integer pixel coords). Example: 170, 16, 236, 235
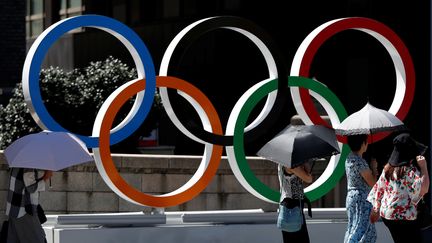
43, 209, 393, 243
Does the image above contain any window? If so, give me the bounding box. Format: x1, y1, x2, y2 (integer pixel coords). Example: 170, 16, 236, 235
129, 0, 141, 25
112, 0, 127, 23
163, 0, 180, 18
60, 0, 84, 19
26, 0, 45, 38
224, 0, 241, 11
182, 0, 197, 16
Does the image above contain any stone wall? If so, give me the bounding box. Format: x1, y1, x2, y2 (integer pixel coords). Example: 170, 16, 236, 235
0, 152, 346, 221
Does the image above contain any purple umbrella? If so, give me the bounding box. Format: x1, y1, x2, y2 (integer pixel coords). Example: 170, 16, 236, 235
4, 131, 93, 171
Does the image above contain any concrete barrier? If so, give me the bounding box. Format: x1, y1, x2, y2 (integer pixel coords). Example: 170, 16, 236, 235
42, 209, 394, 243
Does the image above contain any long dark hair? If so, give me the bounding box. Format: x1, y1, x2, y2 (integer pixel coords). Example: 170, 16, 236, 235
384, 163, 406, 181
384, 160, 419, 181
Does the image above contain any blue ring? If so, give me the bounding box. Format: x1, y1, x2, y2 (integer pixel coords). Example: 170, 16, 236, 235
26, 15, 156, 148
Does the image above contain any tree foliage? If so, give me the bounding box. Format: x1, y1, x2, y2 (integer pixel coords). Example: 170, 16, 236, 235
0, 56, 161, 152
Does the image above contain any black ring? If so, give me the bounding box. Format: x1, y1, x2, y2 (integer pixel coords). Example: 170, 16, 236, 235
162, 16, 289, 146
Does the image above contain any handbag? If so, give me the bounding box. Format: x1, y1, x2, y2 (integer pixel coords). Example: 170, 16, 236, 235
37, 204, 47, 224
277, 203, 303, 232
0, 220, 8, 243
417, 199, 432, 229
417, 199, 432, 243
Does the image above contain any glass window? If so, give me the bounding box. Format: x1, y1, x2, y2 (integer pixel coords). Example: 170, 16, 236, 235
60, 0, 84, 19
113, 0, 127, 22
70, 0, 82, 8
61, 0, 67, 10
26, 21, 31, 38
26, 0, 44, 38
224, 0, 241, 10
31, 0, 43, 14
183, 0, 197, 15
141, 2, 160, 21
31, 19, 44, 36
130, 0, 141, 25
26, 0, 31, 15
67, 11, 81, 18
164, 0, 180, 18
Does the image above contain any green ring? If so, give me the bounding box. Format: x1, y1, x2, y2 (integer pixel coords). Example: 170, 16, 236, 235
233, 76, 350, 202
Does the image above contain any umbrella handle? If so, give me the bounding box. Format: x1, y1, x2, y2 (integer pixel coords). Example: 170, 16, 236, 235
309, 160, 316, 173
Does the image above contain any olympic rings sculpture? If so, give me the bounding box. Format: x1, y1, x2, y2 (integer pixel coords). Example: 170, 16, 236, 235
22, 15, 415, 207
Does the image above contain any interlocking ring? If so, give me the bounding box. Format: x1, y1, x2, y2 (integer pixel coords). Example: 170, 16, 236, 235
93, 77, 223, 207
159, 16, 289, 146
226, 76, 349, 202
290, 17, 415, 143
22, 15, 156, 148
23, 15, 415, 207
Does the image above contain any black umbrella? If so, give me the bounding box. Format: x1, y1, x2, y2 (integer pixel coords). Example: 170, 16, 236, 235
257, 125, 340, 168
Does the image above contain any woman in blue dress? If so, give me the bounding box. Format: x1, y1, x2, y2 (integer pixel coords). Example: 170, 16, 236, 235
344, 134, 378, 243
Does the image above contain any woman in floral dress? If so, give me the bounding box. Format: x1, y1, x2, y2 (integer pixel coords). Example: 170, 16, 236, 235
368, 133, 429, 243
344, 134, 378, 243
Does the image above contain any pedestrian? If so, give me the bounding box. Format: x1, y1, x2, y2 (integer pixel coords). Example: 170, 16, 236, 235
5, 168, 52, 243
368, 133, 429, 243
278, 163, 313, 243
344, 134, 378, 243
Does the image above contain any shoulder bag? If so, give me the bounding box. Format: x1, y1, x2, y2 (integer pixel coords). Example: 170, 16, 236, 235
417, 198, 432, 242
277, 199, 303, 232
37, 204, 47, 224
0, 220, 8, 243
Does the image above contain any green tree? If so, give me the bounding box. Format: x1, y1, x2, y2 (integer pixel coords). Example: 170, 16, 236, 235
0, 56, 161, 152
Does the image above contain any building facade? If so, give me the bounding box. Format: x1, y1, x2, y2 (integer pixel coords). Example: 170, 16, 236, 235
24, 0, 431, 155
0, 0, 26, 104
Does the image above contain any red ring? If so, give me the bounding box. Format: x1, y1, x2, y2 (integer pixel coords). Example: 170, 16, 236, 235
296, 17, 415, 142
